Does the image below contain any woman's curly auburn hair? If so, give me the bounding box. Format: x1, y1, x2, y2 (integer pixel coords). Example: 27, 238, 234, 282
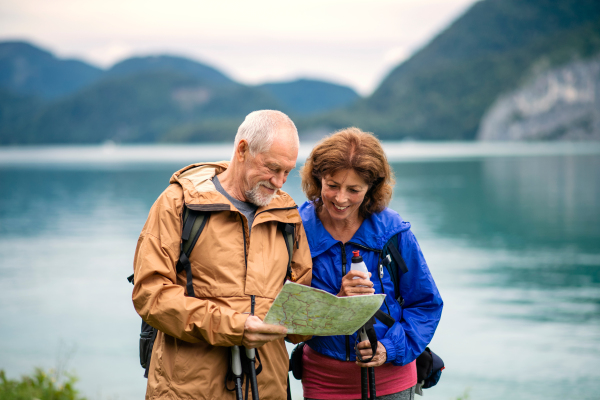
300, 127, 395, 218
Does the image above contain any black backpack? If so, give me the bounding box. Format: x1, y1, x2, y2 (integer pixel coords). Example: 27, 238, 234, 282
128, 206, 296, 378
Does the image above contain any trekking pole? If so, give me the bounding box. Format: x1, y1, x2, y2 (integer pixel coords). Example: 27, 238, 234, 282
368, 366, 376, 399
245, 347, 259, 400
361, 366, 368, 400
358, 327, 370, 400
231, 346, 244, 400
358, 324, 378, 399
351, 250, 376, 400
246, 295, 260, 400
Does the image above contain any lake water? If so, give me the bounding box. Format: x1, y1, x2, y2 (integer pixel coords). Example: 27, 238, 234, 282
1, 142, 599, 400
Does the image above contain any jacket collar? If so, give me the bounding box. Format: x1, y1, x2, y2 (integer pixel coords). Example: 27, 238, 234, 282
299, 201, 410, 258
171, 162, 300, 223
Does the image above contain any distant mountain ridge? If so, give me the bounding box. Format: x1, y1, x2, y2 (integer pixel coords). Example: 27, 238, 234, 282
105, 55, 236, 87
258, 79, 359, 116
0, 41, 360, 144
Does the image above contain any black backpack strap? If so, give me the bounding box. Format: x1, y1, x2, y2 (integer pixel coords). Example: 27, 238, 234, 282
278, 222, 295, 282
383, 233, 408, 306
374, 309, 395, 328
387, 238, 408, 274
127, 207, 210, 290
176, 206, 210, 298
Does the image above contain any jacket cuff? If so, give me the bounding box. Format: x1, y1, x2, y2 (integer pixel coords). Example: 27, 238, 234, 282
380, 337, 397, 363
231, 313, 251, 346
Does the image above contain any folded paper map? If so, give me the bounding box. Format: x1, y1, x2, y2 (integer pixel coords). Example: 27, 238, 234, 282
264, 281, 385, 336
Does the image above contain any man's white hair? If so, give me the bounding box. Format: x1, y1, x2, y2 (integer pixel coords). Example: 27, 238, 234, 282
233, 110, 299, 157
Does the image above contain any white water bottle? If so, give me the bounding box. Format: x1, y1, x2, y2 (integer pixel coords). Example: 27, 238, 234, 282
350, 250, 370, 287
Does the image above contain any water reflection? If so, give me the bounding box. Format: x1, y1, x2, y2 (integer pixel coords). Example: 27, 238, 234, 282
389, 156, 600, 326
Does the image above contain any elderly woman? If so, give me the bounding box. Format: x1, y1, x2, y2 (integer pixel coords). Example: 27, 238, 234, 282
298, 128, 443, 400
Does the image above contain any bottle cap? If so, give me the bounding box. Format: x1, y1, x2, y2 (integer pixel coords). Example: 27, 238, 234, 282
353, 250, 360, 257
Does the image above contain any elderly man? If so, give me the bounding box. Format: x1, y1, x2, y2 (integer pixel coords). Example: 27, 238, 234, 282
132, 110, 312, 399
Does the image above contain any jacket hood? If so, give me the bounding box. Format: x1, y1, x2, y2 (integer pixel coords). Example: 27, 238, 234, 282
170, 162, 298, 211
299, 201, 411, 258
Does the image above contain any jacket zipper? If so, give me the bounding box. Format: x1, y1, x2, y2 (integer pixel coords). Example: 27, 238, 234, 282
240, 214, 257, 317
340, 242, 350, 361
244, 206, 297, 312
240, 217, 248, 269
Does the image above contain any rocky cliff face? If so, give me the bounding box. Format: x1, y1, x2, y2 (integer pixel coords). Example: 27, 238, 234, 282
477, 57, 600, 141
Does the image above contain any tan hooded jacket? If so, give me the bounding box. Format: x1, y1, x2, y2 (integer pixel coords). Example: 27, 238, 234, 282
132, 162, 312, 400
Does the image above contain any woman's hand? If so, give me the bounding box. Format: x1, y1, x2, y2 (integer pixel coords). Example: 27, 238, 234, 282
337, 270, 374, 297
355, 340, 387, 367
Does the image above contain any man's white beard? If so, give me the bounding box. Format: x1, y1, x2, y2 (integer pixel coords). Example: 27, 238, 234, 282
245, 181, 278, 207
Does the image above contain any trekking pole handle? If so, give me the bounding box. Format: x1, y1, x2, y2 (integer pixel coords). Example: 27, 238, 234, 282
232, 346, 243, 377
245, 347, 255, 359
359, 327, 368, 343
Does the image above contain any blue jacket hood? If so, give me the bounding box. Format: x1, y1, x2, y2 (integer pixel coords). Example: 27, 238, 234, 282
299, 201, 411, 258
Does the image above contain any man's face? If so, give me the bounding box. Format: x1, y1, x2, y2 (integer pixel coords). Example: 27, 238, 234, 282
242, 130, 298, 206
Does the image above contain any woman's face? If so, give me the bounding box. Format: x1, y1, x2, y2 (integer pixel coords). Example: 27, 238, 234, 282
320, 169, 369, 223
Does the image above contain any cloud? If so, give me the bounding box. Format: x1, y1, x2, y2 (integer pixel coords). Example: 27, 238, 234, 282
383, 46, 411, 65
84, 43, 134, 68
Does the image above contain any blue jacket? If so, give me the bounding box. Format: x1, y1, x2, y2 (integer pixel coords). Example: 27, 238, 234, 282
299, 201, 443, 366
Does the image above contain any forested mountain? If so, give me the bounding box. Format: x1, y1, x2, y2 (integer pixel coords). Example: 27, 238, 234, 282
0, 42, 359, 144
310, 0, 600, 140
258, 79, 359, 116
104, 55, 236, 87
0, 42, 102, 99
26, 71, 285, 143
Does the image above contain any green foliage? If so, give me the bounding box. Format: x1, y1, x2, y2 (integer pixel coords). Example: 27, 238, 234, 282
454, 388, 471, 400
0, 368, 86, 400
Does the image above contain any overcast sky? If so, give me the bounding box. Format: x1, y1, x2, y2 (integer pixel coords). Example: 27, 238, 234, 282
0, 0, 478, 95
